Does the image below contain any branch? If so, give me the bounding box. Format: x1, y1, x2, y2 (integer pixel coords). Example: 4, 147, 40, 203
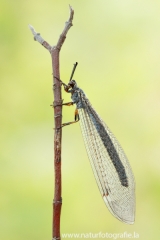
29, 5, 74, 240
28, 24, 52, 52
56, 5, 74, 50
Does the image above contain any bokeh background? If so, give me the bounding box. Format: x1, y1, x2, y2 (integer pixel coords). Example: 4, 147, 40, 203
1, 0, 160, 239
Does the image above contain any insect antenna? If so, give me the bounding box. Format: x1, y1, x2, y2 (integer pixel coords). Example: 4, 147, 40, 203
69, 62, 78, 81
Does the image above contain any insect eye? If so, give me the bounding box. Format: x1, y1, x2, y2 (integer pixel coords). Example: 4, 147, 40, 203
68, 80, 76, 87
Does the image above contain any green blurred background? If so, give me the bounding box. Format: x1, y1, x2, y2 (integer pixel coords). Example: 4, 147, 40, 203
1, 0, 160, 239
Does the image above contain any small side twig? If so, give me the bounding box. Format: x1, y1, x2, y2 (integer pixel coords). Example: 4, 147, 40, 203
56, 5, 74, 49
29, 5, 74, 240
28, 24, 52, 52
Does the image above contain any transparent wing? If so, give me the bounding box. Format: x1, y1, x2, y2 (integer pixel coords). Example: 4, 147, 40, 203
78, 104, 135, 224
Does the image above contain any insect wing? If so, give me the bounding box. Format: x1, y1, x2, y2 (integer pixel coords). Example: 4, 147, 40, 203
78, 98, 135, 224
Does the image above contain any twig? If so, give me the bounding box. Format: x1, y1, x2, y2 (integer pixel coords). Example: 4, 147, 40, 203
28, 24, 52, 52
29, 5, 74, 240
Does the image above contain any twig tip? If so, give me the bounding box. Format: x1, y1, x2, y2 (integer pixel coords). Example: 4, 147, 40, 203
69, 4, 73, 11
28, 24, 33, 30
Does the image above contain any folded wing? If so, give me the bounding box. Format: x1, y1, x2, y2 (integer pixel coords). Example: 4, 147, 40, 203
78, 102, 135, 224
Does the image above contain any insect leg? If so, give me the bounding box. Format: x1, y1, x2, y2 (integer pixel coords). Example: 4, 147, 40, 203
62, 102, 74, 106
61, 108, 79, 128
50, 101, 74, 108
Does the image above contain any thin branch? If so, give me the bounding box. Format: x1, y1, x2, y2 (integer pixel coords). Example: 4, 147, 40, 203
29, 5, 74, 240
56, 5, 74, 50
28, 24, 52, 52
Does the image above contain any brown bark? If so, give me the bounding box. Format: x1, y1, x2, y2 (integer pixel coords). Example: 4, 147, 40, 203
29, 6, 74, 240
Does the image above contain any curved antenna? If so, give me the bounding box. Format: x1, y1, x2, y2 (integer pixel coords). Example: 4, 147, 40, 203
69, 62, 78, 81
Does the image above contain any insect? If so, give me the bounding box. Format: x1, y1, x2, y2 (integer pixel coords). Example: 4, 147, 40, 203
55, 62, 135, 224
